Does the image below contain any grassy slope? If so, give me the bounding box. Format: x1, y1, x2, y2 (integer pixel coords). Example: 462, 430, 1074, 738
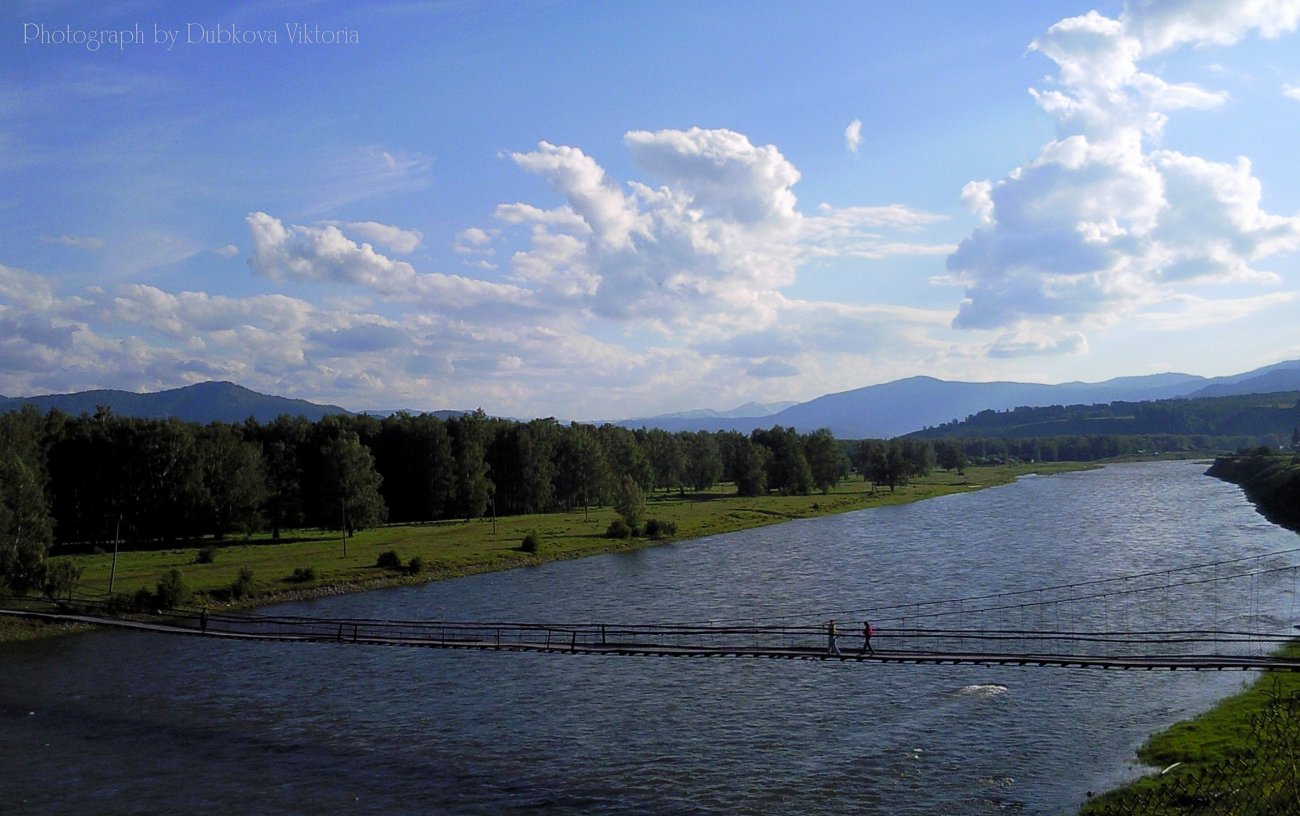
5, 462, 1085, 640
1080, 643, 1300, 815
1081, 457, 1300, 814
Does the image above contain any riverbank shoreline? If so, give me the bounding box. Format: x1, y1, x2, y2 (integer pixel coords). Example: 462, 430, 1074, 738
1, 462, 1093, 644
1080, 456, 1300, 814
1079, 642, 1300, 814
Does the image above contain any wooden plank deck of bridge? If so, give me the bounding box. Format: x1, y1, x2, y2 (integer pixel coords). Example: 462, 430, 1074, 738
7, 608, 1300, 672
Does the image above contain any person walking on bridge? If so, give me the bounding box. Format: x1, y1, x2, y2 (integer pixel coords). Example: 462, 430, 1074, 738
827, 620, 840, 656
861, 620, 874, 656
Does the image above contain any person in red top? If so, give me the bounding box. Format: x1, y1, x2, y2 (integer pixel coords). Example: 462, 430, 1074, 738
861, 620, 875, 655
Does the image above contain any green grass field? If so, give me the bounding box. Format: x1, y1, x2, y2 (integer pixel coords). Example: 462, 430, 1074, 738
24, 462, 1086, 618
1080, 642, 1300, 814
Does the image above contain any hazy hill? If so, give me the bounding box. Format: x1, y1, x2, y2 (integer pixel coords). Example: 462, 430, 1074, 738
613, 360, 1300, 438
5, 358, 1299, 436
0, 381, 349, 424
906, 390, 1300, 441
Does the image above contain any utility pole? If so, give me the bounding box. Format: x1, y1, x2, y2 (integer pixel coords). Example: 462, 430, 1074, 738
108, 515, 120, 595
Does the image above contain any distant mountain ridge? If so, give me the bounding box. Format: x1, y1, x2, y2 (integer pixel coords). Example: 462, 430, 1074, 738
0, 381, 348, 424
4, 359, 1299, 436
607, 359, 1300, 438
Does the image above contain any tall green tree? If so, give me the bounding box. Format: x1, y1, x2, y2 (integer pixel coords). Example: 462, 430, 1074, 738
449, 410, 493, 520
644, 429, 686, 492
752, 426, 813, 496
198, 424, 267, 539
803, 428, 849, 493
613, 475, 646, 529
683, 431, 723, 492
556, 423, 607, 516
318, 432, 387, 537
0, 409, 54, 594
734, 438, 771, 497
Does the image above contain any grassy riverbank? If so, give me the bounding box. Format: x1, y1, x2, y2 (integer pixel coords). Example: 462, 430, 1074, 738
1080, 642, 1300, 815
3, 462, 1087, 642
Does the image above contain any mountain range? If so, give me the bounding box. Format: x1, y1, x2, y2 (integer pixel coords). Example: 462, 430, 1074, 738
3, 359, 1299, 438
0, 381, 348, 424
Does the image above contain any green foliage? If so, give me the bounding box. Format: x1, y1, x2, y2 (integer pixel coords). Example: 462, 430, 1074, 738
318, 431, 387, 536
376, 549, 403, 570
644, 518, 677, 538
228, 566, 256, 599
613, 476, 646, 528
914, 390, 1300, 444
288, 566, 317, 583
195, 545, 218, 564
154, 568, 190, 610
1207, 453, 1300, 531
42, 559, 83, 600
520, 531, 541, 553
0, 411, 54, 594
605, 518, 633, 539
404, 555, 424, 575
804, 429, 849, 493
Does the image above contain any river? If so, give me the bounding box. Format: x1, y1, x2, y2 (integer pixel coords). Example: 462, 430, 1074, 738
2, 461, 1299, 815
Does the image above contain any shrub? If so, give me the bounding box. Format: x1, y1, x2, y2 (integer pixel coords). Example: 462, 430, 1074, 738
605, 518, 633, 539
154, 569, 190, 610
133, 587, 156, 613
404, 555, 424, 576
520, 531, 541, 553
104, 592, 134, 615
288, 566, 317, 583
644, 519, 677, 538
376, 550, 403, 570
229, 567, 256, 600
42, 560, 84, 600
195, 546, 217, 565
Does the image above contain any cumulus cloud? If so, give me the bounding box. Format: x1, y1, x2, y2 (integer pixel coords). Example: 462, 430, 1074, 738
1122, 0, 1300, 54
947, 1, 1300, 351
844, 119, 863, 154
1285, 83, 1300, 101
246, 212, 530, 310
488, 128, 949, 335
333, 220, 423, 254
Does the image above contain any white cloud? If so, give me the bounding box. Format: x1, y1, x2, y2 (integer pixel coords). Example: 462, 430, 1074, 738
493, 128, 947, 335
625, 127, 800, 224
987, 326, 1089, 358
334, 220, 423, 254
41, 234, 103, 250
213, 244, 240, 257
1285, 83, 1300, 101
947, 3, 1300, 348
1122, 0, 1300, 55
844, 119, 863, 154
246, 211, 531, 311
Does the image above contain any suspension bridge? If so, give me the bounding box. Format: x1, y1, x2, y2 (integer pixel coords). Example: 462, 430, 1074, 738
6, 545, 1300, 672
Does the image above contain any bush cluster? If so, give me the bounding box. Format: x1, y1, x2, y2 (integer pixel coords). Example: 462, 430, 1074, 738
375, 550, 425, 576
195, 546, 218, 565
520, 531, 541, 553
605, 518, 633, 539
229, 567, 256, 599
288, 566, 317, 583
644, 519, 677, 538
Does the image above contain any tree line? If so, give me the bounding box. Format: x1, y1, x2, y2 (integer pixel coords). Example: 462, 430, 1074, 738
913, 391, 1300, 442
0, 407, 857, 592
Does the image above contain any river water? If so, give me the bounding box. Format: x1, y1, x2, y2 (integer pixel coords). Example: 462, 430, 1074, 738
3, 461, 1299, 815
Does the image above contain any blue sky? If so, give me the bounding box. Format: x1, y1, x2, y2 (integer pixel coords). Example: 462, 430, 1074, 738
2, 1, 1298, 419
